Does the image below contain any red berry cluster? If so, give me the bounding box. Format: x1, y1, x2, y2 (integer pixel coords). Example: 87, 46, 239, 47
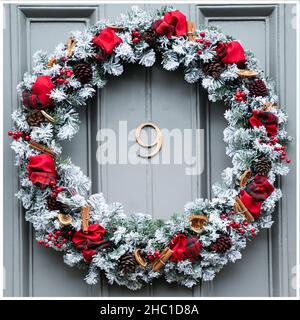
196, 31, 211, 55
220, 210, 235, 220
55, 68, 74, 85
234, 89, 247, 102
259, 138, 291, 164
225, 210, 256, 237
132, 30, 141, 43
49, 180, 64, 199
38, 229, 73, 249
8, 130, 30, 141
60, 56, 68, 63
147, 250, 161, 262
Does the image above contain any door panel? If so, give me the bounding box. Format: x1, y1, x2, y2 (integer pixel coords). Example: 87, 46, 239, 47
3, 3, 297, 297
197, 4, 276, 297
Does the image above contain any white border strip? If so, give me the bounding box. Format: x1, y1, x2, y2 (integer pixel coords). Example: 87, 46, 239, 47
0, 0, 299, 300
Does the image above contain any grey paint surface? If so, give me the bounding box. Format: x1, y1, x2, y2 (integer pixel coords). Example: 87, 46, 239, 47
3, 3, 297, 297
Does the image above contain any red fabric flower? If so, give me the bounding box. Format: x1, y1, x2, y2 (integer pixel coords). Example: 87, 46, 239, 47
239, 175, 274, 218
23, 76, 55, 109
92, 27, 122, 55
154, 10, 187, 38
27, 154, 57, 188
72, 224, 110, 263
216, 40, 246, 67
249, 109, 278, 137
169, 233, 201, 262
155, 20, 175, 39
215, 42, 227, 59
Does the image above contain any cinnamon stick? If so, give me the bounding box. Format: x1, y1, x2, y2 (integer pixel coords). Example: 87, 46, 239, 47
66, 37, 76, 57
187, 20, 196, 41
81, 205, 90, 234
239, 169, 251, 188
29, 140, 55, 157
152, 247, 173, 272
234, 196, 254, 223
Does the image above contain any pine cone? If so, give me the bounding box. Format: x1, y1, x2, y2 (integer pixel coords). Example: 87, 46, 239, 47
118, 253, 137, 274
73, 62, 93, 84
202, 60, 224, 79
142, 28, 157, 46
248, 79, 268, 97
210, 234, 232, 253
26, 110, 45, 127
254, 157, 272, 176
47, 197, 64, 212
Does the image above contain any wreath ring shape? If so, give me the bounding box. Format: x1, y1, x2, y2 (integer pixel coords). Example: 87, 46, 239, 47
9, 6, 292, 290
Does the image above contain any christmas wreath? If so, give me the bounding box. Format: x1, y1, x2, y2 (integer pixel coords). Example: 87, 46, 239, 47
9, 6, 292, 290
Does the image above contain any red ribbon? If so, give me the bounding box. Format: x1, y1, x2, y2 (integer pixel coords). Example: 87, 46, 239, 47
72, 224, 110, 263
249, 109, 278, 137
153, 10, 187, 38
216, 40, 246, 67
239, 175, 274, 218
169, 233, 201, 262
92, 27, 122, 55
23, 76, 55, 109
27, 154, 57, 188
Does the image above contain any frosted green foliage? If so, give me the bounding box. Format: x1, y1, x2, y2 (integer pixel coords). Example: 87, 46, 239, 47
56, 109, 80, 141
12, 109, 30, 131
30, 123, 54, 144
139, 49, 156, 67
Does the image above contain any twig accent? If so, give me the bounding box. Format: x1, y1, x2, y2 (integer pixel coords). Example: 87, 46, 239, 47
107, 24, 125, 32
40, 110, 55, 123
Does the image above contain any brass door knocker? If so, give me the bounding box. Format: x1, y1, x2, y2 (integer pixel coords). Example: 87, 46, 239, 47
135, 122, 163, 158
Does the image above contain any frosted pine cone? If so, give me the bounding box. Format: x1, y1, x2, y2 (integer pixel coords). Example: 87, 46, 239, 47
210, 234, 232, 253
118, 253, 137, 274
254, 157, 272, 176
73, 62, 93, 84
26, 110, 45, 127
248, 79, 268, 97
47, 197, 64, 212
202, 60, 224, 79
142, 28, 157, 46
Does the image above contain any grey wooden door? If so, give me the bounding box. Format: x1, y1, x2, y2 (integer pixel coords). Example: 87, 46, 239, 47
3, 3, 297, 297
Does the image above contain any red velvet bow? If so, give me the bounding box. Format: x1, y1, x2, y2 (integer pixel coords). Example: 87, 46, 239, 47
27, 154, 57, 188
249, 109, 278, 137
169, 233, 201, 262
72, 224, 110, 263
216, 40, 246, 67
92, 27, 122, 55
22, 76, 55, 109
153, 10, 187, 38
239, 175, 274, 218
